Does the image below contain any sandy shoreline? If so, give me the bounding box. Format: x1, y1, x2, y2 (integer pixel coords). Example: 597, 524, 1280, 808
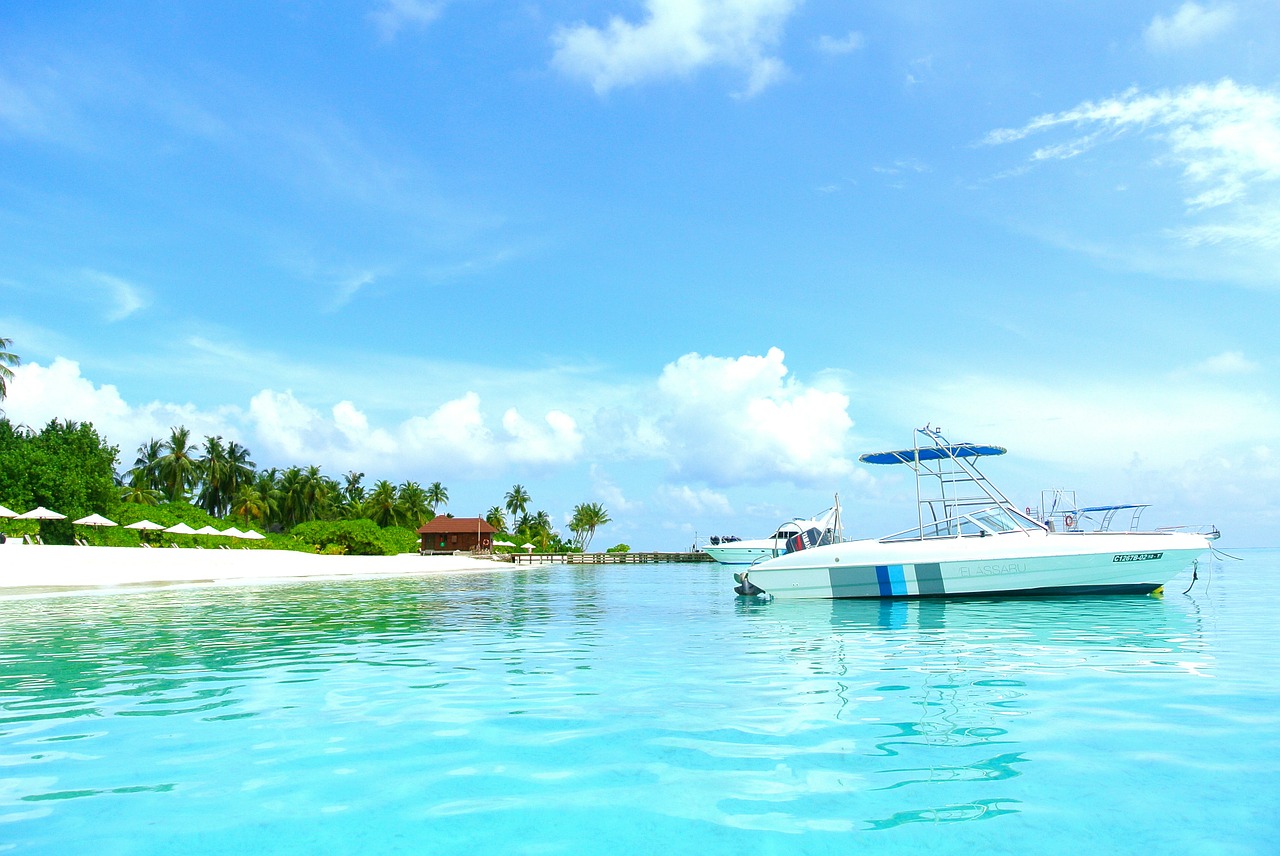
0, 540, 524, 596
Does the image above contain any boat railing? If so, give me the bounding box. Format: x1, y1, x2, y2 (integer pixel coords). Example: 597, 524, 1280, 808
881, 504, 1046, 543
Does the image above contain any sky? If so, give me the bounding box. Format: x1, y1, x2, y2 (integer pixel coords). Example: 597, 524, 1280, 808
1, 1, 1278, 547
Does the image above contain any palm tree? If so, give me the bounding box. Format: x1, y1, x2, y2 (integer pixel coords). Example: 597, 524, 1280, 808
504, 484, 530, 522
250, 470, 281, 529
397, 481, 430, 528
579, 502, 611, 552
343, 471, 366, 504
130, 438, 165, 491
0, 336, 18, 406
425, 481, 449, 514
197, 435, 229, 516
365, 480, 398, 527
225, 441, 255, 507
119, 483, 162, 506
159, 426, 199, 502
485, 506, 506, 532
231, 483, 268, 523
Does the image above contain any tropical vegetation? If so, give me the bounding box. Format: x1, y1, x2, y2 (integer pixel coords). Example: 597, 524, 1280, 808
0, 338, 613, 554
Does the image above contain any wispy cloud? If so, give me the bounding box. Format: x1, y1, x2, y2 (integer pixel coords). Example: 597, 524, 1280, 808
1144, 2, 1237, 53
84, 270, 147, 321
985, 80, 1280, 254
369, 0, 447, 42
550, 0, 802, 98
815, 31, 864, 56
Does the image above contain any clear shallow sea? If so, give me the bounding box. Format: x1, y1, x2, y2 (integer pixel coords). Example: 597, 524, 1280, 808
1, 550, 1277, 855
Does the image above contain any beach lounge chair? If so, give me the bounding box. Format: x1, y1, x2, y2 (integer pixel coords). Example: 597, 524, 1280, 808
23, 534, 42, 545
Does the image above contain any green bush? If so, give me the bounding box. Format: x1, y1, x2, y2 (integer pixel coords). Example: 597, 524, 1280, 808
606, 543, 631, 553
289, 519, 391, 556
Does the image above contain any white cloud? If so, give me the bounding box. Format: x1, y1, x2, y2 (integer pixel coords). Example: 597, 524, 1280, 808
985, 80, 1280, 256
3, 359, 237, 457
655, 347, 856, 486
1144, 2, 1237, 53
550, 0, 801, 98
1194, 350, 1259, 374
369, 0, 446, 42
655, 484, 733, 515
815, 31, 864, 56
84, 270, 147, 321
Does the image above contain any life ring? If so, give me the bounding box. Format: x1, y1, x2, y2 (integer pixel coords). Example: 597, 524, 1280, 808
1025, 506, 1031, 515
1064, 514, 1075, 528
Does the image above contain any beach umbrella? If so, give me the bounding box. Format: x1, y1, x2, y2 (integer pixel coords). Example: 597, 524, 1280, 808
125, 520, 166, 531
165, 522, 197, 535
17, 506, 66, 520
240, 530, 266, 540
193, 525, 224, 536
0, 505, 17, 519
73, 513, 118, 528
521, 542, 536, 552
221, 526, 246, 538
493, 539, 515, 547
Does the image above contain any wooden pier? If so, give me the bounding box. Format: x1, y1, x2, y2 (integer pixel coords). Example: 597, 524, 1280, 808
502, 551, 714, 565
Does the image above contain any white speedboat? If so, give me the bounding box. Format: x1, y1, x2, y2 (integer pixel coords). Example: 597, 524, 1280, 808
732, 426, 1211, 599
703, 505, 841, 565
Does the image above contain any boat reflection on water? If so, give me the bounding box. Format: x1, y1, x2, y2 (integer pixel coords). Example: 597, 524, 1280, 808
728, 593, 1206, 830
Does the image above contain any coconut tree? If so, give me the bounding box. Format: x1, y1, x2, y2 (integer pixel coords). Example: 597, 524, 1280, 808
119, 482, 162, 506
504, 484, 530, 522
0, 336, 18, 407
231, 483, 268, 524
159, 426, 199, 502
365, 479, 399, 527
197, 435, 229, 516
249, 470, 281, 529
578, 502, 611, 552
485, 505, 506, 532
225, 441, 255, 507
397, 481, 431, 528
130, 438, 165, 491
425, 481, 449, 514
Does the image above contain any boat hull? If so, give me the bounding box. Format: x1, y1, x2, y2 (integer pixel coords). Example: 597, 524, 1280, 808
737, 532, 1209, 599
702, 542, 784, 565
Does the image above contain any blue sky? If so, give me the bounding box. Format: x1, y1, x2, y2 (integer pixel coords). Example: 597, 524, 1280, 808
2, 1, 1278, 546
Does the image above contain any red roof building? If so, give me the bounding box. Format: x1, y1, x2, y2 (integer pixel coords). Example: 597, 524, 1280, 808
417, 517, 497, 554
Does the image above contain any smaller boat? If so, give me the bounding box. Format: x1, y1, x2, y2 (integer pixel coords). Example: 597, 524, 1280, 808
702, 503, 842, 565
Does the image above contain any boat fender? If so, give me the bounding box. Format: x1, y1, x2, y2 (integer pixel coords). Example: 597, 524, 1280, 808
1064, 514, 1075, 528
733, 571, 765, 597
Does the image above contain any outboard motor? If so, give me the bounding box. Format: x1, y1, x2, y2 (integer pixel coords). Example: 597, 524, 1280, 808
733, 571, 765, 597
785, 527, 824, 554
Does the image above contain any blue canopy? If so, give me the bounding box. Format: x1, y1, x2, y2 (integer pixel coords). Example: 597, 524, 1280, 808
1077, 504, 1148, 513
860, 444, 1007, 465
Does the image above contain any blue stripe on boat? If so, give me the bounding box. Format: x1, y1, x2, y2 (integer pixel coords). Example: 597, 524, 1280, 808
888, 564, 906, 595
875, 565, 892, 597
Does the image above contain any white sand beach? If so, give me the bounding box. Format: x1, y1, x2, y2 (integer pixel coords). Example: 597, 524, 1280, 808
0, 540, 515, 594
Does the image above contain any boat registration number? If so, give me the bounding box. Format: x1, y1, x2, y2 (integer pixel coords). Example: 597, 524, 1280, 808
1113, 552, 1164, 562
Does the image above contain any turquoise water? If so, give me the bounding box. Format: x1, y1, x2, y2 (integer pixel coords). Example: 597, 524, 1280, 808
1, 551, 1277, 854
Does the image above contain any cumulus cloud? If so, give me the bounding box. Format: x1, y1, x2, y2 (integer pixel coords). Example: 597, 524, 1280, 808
369, 0, 446, 41
985, 79, 1280, 254
655, 347, 855, 486
3, 358, 237, 456
1144, 2, 1236, 53
4, 359, 583, 477
550, 0, 801, 98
